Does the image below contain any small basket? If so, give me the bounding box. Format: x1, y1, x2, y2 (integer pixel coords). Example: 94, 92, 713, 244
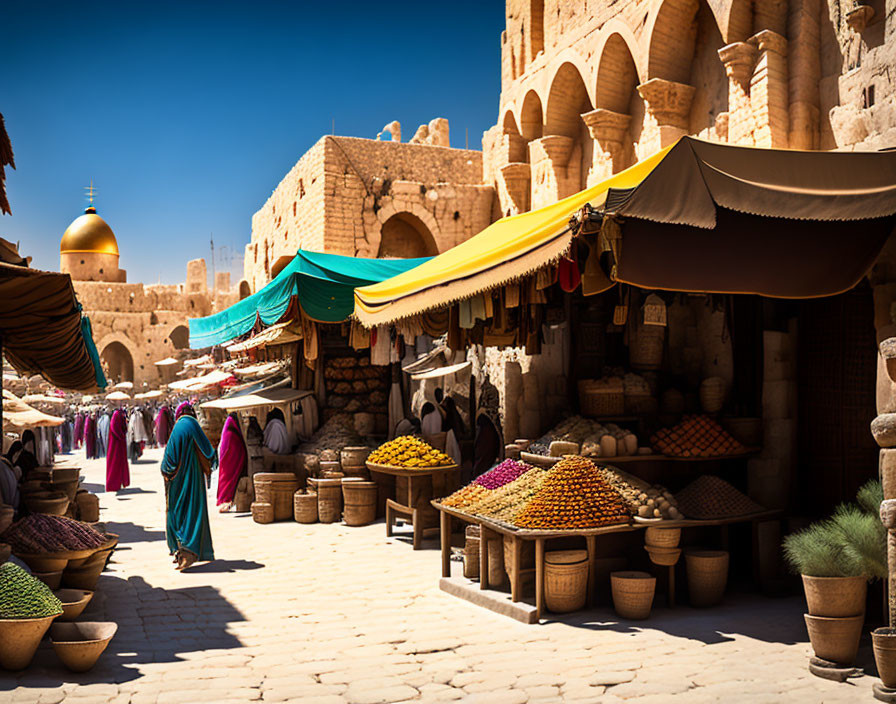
464, 536, 480, 579
686, 549, 729, 607
644, 527, 681, 548
251, 502, 273, 524
644, 545, 681, 566
544, 550, 588, 613
611, 571, 656, 620
293, 490, 318, 524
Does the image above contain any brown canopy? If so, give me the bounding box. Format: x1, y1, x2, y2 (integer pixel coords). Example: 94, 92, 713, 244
0, 261, 104, 391
598, 137, 896, 298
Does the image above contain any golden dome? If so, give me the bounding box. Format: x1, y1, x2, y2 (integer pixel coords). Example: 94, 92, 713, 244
60, 206, 119, 256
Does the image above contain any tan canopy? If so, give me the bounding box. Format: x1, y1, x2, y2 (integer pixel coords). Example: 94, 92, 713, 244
3, 390, 64, 430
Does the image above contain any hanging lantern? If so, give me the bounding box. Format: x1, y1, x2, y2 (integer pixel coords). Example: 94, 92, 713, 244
643, 293, 667, 327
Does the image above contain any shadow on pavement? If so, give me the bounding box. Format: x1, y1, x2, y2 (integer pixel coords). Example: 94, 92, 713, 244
182, 559, 265, 574
105, 521, 166, 544
0, 574, 247, 690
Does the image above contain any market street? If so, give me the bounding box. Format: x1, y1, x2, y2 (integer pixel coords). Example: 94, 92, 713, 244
1, 449, 878, 703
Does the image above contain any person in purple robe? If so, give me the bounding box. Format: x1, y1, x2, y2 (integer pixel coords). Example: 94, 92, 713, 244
106, 409, 130, 492
155, 405, 173, 446
84, 413, 97, 460
73, 412, 85, 449
216, 413, 247, 511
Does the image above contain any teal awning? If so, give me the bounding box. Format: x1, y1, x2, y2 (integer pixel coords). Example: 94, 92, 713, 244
189, 250, 432, 349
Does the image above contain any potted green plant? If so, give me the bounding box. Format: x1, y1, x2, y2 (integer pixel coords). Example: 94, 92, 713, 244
783, 481, 886, 666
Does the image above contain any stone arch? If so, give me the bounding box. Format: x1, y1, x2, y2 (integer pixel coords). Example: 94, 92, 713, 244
595, 31, 641, 114
502, 110, 520, 135
98, 334, 135, 384
271, 255, 293, 279
238, 280, 251, 300
367, 201, 443, 256
720, 0, 752, 42
377, 212, 439, 259
519, 90, 544, 141
645, 0, 700, 82
169, 325, 190, 350
544, 61, 593, 137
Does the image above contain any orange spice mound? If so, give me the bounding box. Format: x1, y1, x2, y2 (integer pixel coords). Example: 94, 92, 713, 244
650, 415, 745, 458
512, 456, 629, 530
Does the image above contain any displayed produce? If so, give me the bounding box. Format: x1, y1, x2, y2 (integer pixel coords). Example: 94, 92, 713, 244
675, 475, 764, 519
442, 483, 490, 511
1, 515, 107, 554
513, 456, 629, 530
474, 459, 533, 489
0, 562, 63, 618
480, 469, 548, 523
597, 467, 681, 520
368, 436, 454, 468
650, 415, 745, 458
297, 413, 363, 455
525, 415, 642, 459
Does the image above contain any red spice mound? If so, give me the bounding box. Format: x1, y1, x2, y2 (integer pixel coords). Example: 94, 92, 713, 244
1, 514, 107, 553
651, 415, 745, 458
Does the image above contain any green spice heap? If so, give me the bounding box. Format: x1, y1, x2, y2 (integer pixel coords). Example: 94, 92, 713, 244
0, 562, 63, 619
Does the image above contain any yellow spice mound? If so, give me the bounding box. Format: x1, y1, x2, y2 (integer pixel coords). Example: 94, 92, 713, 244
368, 435, 454, 469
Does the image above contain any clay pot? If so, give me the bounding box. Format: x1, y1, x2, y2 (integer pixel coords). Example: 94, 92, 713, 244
49, 468, 80, 484
50, 621, 117, 672
0, 614, 61, 670
23, 492, 69, 516
45, 479, 79, 502
873, 627, 896, 688
0, 505, 14, 534
804, 614, 864, 665
802, 575, 867, 618
15, 553, 69, 573
32, 570, 63, 590
62, 561, 105, 591
644, 545, 681, 567
54, 589, 94, 622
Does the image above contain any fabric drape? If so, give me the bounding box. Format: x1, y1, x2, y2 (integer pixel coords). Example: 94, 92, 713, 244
161, 415, 216, 561
106, 409, 130, 492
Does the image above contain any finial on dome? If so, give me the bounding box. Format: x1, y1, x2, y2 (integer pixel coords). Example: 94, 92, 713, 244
84, 180, 97, 212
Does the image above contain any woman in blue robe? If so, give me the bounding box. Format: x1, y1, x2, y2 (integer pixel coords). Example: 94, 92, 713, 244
160, 413, 216, 571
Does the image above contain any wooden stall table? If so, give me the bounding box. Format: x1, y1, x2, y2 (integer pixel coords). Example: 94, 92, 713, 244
368, 462, 457, 550
434, 502, 783, 620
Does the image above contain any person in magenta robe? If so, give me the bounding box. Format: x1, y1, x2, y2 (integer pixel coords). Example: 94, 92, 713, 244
105, 409, 130, 492
73, 412, 85, 449
84, 413, 97, 459
216, 414, 247, 511
154, 405, 173, 446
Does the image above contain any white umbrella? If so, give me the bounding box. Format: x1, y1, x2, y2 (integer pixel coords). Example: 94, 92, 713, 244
106, 391, 131, 401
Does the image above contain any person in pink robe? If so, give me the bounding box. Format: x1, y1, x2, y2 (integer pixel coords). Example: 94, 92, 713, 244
216, 414, 247, 511
84, 413, 96, 459
106, 409, 130, 492
154, 405, 173, 446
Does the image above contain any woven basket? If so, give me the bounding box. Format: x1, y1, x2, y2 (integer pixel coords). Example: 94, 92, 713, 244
644, 527, 681, 548
293, 490, 318, 524
340, 446, 370, 467
699, 377, 726, 414
75, 493, 100, 523
686, 549, 729, 607
464, 536, 480, 579
544, 550, 588, 613
316, 479, 343, 524
251, 502, 273, 524
630, 323, 665, 370
579, 383, 624, 417
644, 545, 682, 566
611, 571, 656, 620
270, 477, 300, 521
342, 480, 377, 526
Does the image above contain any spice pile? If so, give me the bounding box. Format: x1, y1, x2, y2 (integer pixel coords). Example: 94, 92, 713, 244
651, 415, 745, 457
675, 475, 763, 519
368, 436, 454, 468
1, 514, 107, 554
597, 467, 681, 519
513, 456, 629, 530
0, 562, 63, 618
474, 459, 532, 489
297, 413, 363, 455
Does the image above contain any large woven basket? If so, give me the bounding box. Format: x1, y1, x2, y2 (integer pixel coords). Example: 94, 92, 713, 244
611, 571, 656, 619
544, 550, 588, 613
579, 383, 624, 417
644, 527, 681, 548
464, 525, 480, 579
686, 549, 729, 607
316, 479, 343, 524
342, 480, 377, 526
293, 490, 318, 524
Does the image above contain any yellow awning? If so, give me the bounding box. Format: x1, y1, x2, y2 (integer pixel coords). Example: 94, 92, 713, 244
353, 145, 672, 326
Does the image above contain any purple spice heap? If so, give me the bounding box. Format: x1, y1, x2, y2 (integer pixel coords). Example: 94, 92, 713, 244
475, 459, 532, 490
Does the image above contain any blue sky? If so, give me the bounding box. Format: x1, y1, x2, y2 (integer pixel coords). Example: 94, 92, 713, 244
1, 1, 504, 284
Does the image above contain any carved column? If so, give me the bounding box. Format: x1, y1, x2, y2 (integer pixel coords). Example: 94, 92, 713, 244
637, 78, 696, 152
748, 30, 790, 148
581, 108, 631, 184
718, 42, 758, 145
788, 0, 821, 149
499, 162, 531, 214
529, 135, 575, 207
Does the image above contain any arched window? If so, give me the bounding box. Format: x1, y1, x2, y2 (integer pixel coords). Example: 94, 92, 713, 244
101, 341, 134, 383
378, 213, 438, 258
169, 325, 190, 350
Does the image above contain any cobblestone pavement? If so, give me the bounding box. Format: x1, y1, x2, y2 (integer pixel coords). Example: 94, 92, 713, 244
1, 448, 879, 703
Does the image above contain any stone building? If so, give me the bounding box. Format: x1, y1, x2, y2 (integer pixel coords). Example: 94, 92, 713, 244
243, 0, 895, 441
60, 204, 237, 387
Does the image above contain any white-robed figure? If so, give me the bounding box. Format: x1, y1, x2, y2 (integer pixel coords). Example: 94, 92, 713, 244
263, 408, 290, 455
